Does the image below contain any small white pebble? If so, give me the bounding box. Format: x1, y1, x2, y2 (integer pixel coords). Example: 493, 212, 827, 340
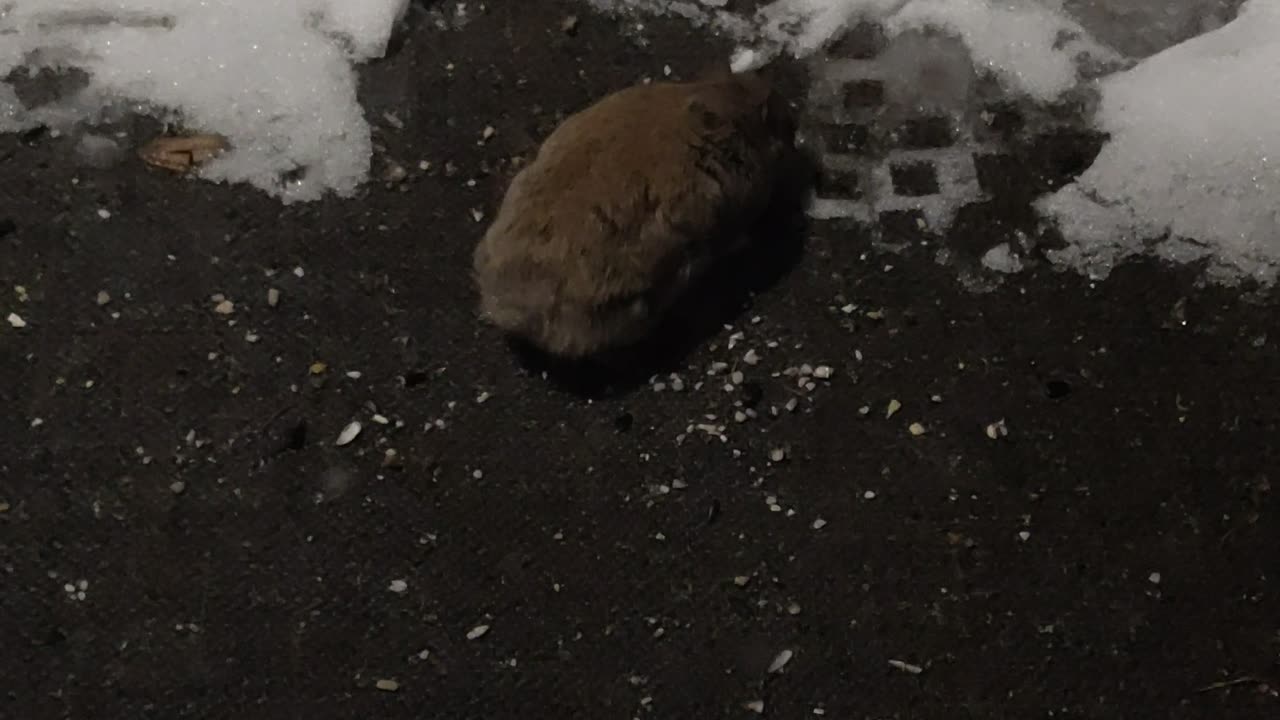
888, 659, 924, 675
7, 312, 26, 328
267, 288, 280, 307
334, 421, 362, 446
371, 414, 389, 425
213, 299, 234, 315
169, 481, 185, 494
768, 649, 793, 673
466, 624, 490, 640
985, 419, 1008, 439
886, 399, 901, 419
863, 490, 877, 500
293, 266, 305, 278
472, 469, 484, 479
730, 370, 744, 385
95, 290, 111, 306
768, 447, 786, 462
811, 517, 827, 530
1148, 572, 1161, 584
908, 422, 926, 436
744, 700, 765, 714
813, 365, 833, 379
1018, 531, 1031, 542
96, 208, 111, 219
743, 349, 760, 365
375, 679, 400, 692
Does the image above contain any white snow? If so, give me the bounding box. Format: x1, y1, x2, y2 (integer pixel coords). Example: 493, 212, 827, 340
1039, 0, 1280, 284
0, 0, 408, 202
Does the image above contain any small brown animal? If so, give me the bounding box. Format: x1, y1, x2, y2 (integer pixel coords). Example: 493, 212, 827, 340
472, 64, 797, 359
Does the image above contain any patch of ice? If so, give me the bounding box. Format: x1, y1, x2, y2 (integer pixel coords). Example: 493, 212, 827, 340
1038, 0, 1280, 284
873, 29, 975, 117
882, 0, 1118, 103
0, 0, 409, 203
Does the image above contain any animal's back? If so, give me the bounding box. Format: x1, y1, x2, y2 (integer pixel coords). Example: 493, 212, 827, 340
474, 73, 792, 358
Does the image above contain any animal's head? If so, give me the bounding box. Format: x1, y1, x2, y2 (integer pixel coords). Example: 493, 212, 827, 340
686, 61, 796, 148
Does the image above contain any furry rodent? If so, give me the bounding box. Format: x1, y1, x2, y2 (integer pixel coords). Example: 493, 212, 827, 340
472, 65, 797, 359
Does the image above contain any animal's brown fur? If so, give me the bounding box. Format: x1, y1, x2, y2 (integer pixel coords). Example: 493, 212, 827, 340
472, 68, 796, 358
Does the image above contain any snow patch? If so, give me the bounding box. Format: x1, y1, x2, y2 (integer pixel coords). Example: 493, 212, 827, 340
1038, 0, 1280, 284
0, 0, 408, 203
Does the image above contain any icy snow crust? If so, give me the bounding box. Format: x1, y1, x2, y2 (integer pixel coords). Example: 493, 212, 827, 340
0, 0, 408, 203
597, 0, 1280, 286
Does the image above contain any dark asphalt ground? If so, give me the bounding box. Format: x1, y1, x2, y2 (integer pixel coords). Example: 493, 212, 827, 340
1, 2, 1277, 718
